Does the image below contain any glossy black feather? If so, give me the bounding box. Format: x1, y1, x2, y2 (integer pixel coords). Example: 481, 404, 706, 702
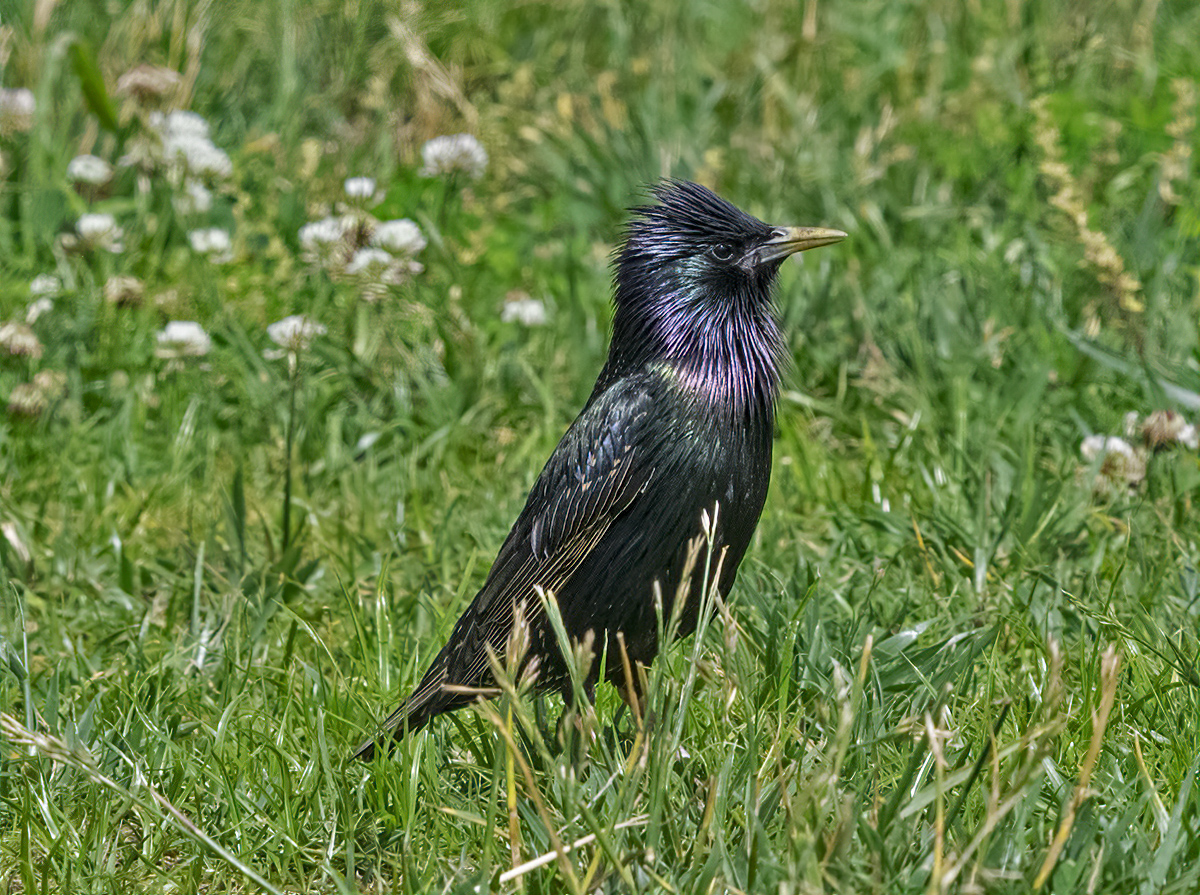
354, 181, 834, 760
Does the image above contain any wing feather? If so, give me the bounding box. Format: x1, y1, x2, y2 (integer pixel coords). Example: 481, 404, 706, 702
356, 377, 660, 754
467, 378, 656, 626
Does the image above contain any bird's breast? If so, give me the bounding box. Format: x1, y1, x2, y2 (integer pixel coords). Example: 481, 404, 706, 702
658, 391, 773, 528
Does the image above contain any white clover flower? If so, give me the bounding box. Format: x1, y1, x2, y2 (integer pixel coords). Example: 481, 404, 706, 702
1123, 411, 1140, 439
174, 178, 213, 216
26, 297, 53, 324
299, 216, 352, 252
1078, 435, 1137, 463
267, 314, 326, 352
348, 242, 427, 297
188, 227, 233, 262
162, 139, 231, 179
298, 215, 356, 269
66, 154, 113, 186
344, 243, 424, 300
155, 110, 210, 141
1079, 434, 1107, 462
371, 219, 426, 257
501, 294, 548, 326
1103, 436, 1137, 461
156, 321, 212, 358
183, 141, 233, 179
419, 133, 488, 180
0, 322, 43, 358
153, 110, 232, 181
7, 369, 66, 416
1082, 434, 1146, 491
345, 247, 394, 276
7, 382, 45, 417
76, 213, 124, 252
34, 369, 66, 398
0, 88, 35, 135
29, 274, 62, 297
1141, 409, 1199, 451
344, 176, 377, 200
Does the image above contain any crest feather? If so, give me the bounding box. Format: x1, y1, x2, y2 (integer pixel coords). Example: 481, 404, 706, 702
622, 180, 773, 260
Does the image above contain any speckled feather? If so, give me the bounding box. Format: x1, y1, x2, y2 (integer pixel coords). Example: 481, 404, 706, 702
354, 181, 796, 760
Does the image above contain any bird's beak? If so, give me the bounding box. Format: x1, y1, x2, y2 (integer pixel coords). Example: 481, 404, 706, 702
757, 226, 847, 263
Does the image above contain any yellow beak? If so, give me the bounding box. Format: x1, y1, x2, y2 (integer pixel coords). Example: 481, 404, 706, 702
757, 226, 847, 263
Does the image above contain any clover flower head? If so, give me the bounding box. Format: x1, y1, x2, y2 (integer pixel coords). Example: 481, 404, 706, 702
76, 213, 124, 252
156, 110, 210, 141
171, 139, 233, 179
419, 133, 488, 180
0, 88, 35, 135
153, 110, 232, 181
188, 227, 233, 262
345, 247, 394, 277
174, 178, 214, 216
298, 215, 356, 268
267, 314, 326, 353
0, 321, 43, 355
34, 370, 67, 397
1081, 434, 1146, 491
156, 321, 213, 358
1141, 409, 1199, 451
344, 240, 424, 300
371, 219, 426, 257
8, 371, 67, 417
501, 293, 548, 326
29, 274, 62, 298
299, 216, 352, 251
67, 154, 113, 186
344, 176, 377, 201
0, 322, 43, 358
7, 382, 44, 417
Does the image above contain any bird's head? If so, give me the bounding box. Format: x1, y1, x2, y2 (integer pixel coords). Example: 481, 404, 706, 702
608, 180, 845, 406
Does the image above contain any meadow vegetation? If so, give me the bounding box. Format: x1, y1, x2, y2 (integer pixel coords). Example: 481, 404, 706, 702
1, 0, 1199, 891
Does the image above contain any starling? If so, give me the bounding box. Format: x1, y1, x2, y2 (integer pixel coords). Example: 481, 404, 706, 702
353, 181, 844, 760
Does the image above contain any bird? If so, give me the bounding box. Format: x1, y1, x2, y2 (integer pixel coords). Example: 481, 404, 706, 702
353, 180, 845, 760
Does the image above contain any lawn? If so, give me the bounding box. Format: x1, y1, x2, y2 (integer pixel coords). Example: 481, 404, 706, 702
2, 0, 1199, 892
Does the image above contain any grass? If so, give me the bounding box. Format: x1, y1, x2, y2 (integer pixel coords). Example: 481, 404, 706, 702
2, 0, 1200, 891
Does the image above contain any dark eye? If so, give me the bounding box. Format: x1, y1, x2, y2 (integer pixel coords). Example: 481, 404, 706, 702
709, 243, 735, 262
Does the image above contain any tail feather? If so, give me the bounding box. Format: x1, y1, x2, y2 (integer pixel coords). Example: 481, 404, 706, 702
351, 656, 460, 761
351, 693, 440, 761
352, 613, 526, 760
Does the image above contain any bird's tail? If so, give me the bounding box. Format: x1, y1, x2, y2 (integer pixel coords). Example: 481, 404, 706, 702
351, 694, 438, 761
351, 656, 461, 761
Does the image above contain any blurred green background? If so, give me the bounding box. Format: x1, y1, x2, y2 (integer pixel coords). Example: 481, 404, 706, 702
1, 0, 1199, 891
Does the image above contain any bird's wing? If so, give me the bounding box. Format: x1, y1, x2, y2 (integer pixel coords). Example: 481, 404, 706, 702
353, 377, 662, 757
420, 376, 660, 694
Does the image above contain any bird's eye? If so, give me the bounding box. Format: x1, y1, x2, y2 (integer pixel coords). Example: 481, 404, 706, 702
709, 243, 735, 262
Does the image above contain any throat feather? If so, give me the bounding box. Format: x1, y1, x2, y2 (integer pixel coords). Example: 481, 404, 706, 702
660, 306, 781, 416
